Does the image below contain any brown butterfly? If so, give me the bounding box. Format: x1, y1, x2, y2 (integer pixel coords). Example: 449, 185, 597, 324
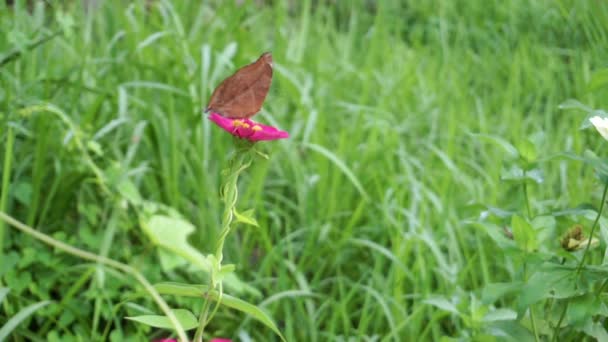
205, 52, 273, 119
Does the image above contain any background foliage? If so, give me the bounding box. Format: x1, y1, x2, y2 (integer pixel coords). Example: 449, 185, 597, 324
1, 0, 608, 341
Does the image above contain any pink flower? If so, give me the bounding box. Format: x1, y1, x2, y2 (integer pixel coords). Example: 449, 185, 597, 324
153, 339, 230, 342
208, 112, 289, 142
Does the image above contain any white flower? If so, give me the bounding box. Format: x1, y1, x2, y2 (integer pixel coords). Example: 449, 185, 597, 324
590, 116, 608, 141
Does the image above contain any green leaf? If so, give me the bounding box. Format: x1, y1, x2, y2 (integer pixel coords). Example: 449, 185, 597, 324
157, 248, 188, 271
423, 296, 460, 315
518, 266, 580, 309
500, 166, 543, 184
567, 293, 599, 328
471, 222, 517, 251
587, 68, 608, 92
582, 320, 608, 340
13, 182, 32, 206
511, 215, 538, 252
219, 293, 286, 342
482, 308, 517, 322
141, 215, 212, 270
126, 308, 198, 330
0, 300, 52, 341
233, 208, 259, 227
551, 204, 595, 217
141, 215, 259, 296
220, 264, 236, 276
117, 177, 142, 205
481, 282, 523, 304
87, 140, 103, 156
153, 282, 285, 341
487, 321, 536, 340
155, 282, 209, 297
559, 99, 593, 112
580, 150, 608, 178
518, 139, 537, 163
531, 215, 556, 246
0, 287, 9, 304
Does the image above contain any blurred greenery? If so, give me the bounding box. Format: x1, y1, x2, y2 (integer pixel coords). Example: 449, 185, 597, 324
1, 0, 607, 341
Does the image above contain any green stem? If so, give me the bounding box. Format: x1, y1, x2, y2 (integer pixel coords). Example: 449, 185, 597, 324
529, 307, 540, 342
523, 178, 532, 219
193, 294, 212, 342
0, 126, 14, 314
552, 303, 569, 342
576, 182, 608, 274
0, 212, 189, 342
193, 146, 252, 341
552, 181, 608, 341
0, 126, 14, 257
521, 175, 540, 342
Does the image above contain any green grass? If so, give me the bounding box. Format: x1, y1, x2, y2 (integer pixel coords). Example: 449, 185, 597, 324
1, 0, 608, 340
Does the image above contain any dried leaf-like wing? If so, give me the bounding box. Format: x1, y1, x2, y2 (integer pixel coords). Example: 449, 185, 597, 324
206, 52, 273, 119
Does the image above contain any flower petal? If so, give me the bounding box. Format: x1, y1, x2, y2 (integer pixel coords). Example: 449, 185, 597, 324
208, 112, 289, 142
590, 116, 608, 141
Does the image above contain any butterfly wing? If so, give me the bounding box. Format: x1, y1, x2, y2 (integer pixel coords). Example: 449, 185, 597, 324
206, 52, 273, 119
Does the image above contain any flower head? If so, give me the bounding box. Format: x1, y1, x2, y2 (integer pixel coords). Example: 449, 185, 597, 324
153, 338, 230, 342
590, 116, 608, 140
560, 224, 599, 252
208, 112, 289, 142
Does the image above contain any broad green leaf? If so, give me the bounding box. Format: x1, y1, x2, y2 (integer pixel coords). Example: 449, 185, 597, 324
125, 309, 197, 330
551, 204, 595, 217
511, 215, 538, 252
517, 139, 537, 163
524, 169, 544, 184
531, 215, 556, 246
480, 206, 515, 218
219, 293, 286, 342
481, 282, 523, 304
567, 293, 599, 328
141, 215, 212, 271
157, 248, 188, 271
471, 222, 517, 251
582, 320, 608, 340
117, 177, 142, 205
0, 300, 52, 341
424, 296, 460, 315
233, 208, 259, 227
482, 308, 517, 322
519, 266, 580, 309
141, 215, 258, 296
220, 264, 236, 277
488, 321, 535, 340
500, 166, 543, 184
154, 282, 285, 341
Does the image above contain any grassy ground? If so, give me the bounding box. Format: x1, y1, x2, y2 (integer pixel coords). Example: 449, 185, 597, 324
1, 0, 608, 341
